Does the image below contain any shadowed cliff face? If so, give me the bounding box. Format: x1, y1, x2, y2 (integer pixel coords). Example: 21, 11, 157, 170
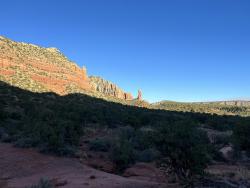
0, 36, 134, 101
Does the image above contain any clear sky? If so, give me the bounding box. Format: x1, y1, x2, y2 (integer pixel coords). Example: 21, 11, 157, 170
1, 0, 250, 102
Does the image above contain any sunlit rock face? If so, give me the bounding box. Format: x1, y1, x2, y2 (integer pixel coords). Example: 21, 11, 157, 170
0, 36, 134, 101
0, 36, 91, 95
89, 76, 133, 100
137, 89, 142, 101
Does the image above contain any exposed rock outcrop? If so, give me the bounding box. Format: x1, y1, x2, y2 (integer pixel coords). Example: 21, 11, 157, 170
0, 36, 90, 95
89, 76, 133, 100
137, 89, 142, 101
0, 36, 134, 101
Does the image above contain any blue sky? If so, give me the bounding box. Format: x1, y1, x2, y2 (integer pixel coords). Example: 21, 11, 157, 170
1, 0, 250, 102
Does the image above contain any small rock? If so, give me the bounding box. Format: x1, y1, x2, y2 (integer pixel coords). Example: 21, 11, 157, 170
219, 146, 233, 161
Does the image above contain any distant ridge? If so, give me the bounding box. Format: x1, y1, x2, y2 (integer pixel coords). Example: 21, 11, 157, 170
197, 100, 250, 107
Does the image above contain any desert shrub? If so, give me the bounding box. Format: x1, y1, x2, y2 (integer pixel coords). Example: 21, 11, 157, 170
0, 127, 10, 142
209, 145, 226, 162
213, 134, 231, 147
89, 138, 110, 152
233, 120, 250, 155
131, 128, 156, 150
154, 122, 212, 184
26, 178, 53, 188
135, 148, 160, 162
125, 116, 141, 128
13, 119, 82, 156
14, 137, 37, 148
0, 109, 8, 121
9, 111, 22, 120
53, 145, 77, 156
206, 115, 233, 131
117, 126, 136, 139
110, 137, 135, 172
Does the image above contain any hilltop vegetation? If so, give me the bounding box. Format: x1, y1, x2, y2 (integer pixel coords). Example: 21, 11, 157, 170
153, 100, 250, 116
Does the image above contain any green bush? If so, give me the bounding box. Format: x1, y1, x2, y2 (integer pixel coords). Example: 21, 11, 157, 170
135, 148, 160, 162
0, 109, 8, 121
233, 120, 250, 155
0, 127, 9, 141
110, 137, 135, 172
14, 137, 36, 148
89, 138, 110, 152
213, 135, 231, 147
154, 122, 212, 184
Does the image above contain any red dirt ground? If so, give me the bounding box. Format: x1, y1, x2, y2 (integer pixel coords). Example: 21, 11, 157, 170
0, 143, 173, 188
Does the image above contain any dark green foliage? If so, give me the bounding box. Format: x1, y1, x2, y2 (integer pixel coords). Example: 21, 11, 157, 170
0, 80, 249, 166
0, 108, 8, 121
110, 137, 136, 172
14, 137, 36, 148
0, 127, 9, 141
154, 101, 250, 116
233, 120, 250, 155
213, 135, 231, 147
155, 122, 212, 182
135, 148, 160, 162
89, 138, 110, 152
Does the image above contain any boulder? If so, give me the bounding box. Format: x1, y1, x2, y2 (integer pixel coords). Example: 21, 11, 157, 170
219, 146, 233, 161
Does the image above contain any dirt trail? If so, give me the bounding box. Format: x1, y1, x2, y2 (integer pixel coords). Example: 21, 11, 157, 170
0, 143, 169, 188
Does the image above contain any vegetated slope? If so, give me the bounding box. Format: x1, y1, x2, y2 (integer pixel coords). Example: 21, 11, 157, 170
152, 100, 250, 116
0, 36, 134, 101
1, 81, 250, 187
0, 80, 239, 155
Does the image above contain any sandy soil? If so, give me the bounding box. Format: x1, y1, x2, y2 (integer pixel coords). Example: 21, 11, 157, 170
0, 143, 171, 188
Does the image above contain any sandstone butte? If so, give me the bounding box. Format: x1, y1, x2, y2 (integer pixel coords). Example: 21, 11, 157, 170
0, 36, 134, 101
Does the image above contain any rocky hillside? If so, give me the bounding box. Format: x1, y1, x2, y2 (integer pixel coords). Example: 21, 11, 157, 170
0, 36, 134, 101
89, 76, 133, 100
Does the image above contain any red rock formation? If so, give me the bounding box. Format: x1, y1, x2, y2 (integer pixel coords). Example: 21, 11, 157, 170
137, 89, 142, 101
89, 76, 133, 100
0, 36, 134, 101
124, 93, 133, 100
0, 36, 91, 95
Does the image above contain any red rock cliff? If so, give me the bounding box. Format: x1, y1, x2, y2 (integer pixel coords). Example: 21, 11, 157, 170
0, 36, 134, 101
